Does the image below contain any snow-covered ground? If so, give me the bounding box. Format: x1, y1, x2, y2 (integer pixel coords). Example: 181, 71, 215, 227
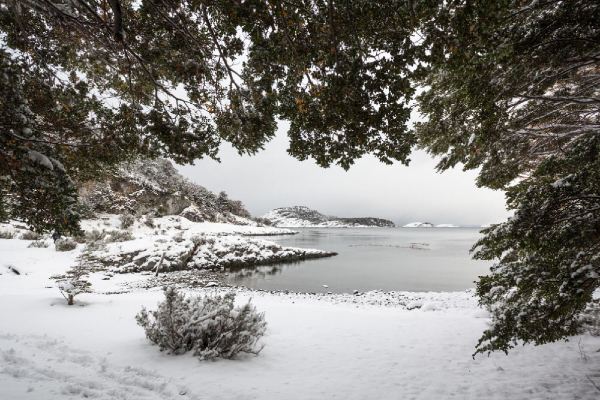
80, 214, 297, 237
1, 224, 600, 399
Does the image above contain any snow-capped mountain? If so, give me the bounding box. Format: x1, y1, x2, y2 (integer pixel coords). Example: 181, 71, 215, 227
261, 206, 395, 228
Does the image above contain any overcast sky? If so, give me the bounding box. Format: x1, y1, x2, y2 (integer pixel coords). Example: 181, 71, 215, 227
176, 122, 509, 226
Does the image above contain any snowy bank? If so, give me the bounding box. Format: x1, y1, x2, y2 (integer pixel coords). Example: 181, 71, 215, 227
76, 215, 335, 274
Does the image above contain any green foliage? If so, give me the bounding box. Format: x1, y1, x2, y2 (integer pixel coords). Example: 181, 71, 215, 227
474, 135, 600, 353
0, 1, 426, 234
414, 0, 600, 353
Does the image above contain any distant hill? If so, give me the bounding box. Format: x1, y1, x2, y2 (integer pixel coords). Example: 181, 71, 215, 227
261, 206, 395, 228
79, 159, 253, 224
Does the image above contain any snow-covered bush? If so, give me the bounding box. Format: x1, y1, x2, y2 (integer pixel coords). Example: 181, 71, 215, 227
28, 240, 49, 248
54, 265, 91, 305
0, 230, 14, 239
83, 229, 105, 243
580, 300, 600, 336
19, 231, 42, 240
55, 238, 77, 251
253, 217, 273, 227
105, 230, 134, 243
144, 215, 155, 228
120, 213, 135, 229
136, 287, 267, 360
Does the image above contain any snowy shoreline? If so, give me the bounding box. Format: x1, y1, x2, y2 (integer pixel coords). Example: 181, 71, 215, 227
2, 218, 600, 399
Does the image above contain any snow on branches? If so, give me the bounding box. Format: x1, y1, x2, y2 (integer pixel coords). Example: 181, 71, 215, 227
136, 287, 267, 360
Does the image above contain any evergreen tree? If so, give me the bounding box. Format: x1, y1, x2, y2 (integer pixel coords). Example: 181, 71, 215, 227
415, 0, 600, 353
0, 0, 424, 233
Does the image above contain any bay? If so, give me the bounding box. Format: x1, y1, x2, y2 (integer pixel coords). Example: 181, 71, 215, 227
225, 227, 491, 293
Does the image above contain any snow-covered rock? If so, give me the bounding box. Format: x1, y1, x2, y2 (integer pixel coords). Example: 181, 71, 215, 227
262, 206, 395, 228
402, 222, 434, 228
79, 215, 333, 274
87, 234, 336, 273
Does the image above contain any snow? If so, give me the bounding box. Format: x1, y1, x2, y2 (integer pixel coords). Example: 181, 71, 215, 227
1, 222, 600, 399
551, 175, 574, 188
27, 150, 54, 170
81, 214, 296, 237
403, 222, 434, 228
402, 222, 460, 228
74, 214, 330, 274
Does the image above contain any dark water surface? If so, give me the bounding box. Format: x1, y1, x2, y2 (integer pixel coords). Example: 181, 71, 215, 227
225, 227, 490, 293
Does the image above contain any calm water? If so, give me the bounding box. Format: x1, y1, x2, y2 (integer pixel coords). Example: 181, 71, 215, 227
225, 227, 491, 293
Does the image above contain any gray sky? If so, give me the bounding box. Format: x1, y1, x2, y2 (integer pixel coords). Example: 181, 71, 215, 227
176, 122, 509, 226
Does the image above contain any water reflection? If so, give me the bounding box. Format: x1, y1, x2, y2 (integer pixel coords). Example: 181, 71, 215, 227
225, 227, 489, 293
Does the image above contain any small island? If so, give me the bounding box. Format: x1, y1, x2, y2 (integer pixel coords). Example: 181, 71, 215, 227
261, 206, 395, 228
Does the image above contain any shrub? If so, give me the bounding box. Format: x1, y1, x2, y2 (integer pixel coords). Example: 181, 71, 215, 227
136, 287, 267, 360
28, 240, 49, 248
253, 217, 273, 227
173, 231, 185, 243
73, 234, 88, 244
55, 238, 77, 252
84, 240, 106, 252
54, 264, 91, 305
120, 213, 135, 229
144, 215, 155, 228
19, 231, 42, 240
83, 230, 105, 243
0, 230, 14, 239
74, 229, 107, 244
105, 230, 134, 243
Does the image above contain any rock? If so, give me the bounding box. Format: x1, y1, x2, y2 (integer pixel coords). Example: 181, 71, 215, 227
205, 281, 218, 287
